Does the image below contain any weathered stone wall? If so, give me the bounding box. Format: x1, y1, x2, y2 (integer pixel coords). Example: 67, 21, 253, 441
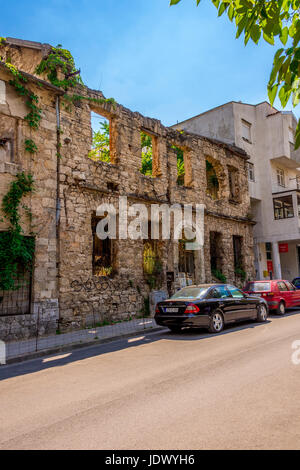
0, 40, 255, 339
0, 65, 60, 340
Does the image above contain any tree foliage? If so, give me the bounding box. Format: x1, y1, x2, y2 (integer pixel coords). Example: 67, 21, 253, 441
170, 0, 300, 147
89, 121, 111, 163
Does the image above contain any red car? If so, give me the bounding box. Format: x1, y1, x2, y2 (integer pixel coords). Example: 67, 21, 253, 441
243, 280, 300, 315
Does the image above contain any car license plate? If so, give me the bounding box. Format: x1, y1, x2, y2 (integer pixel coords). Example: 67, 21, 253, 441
165, 308, 178, 313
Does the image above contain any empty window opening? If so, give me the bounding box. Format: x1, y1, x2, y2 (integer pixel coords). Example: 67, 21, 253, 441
0, 138, 13, 163
89, 112, 111, 163
247, 162, 255, 182
92, 214, 114, 277
273, 195, 294, 220
242, 120, 252, 143
210, 232, 224, 279
206, 160, 219, 199
171, 145, 185, 186
228, 167, 239, 201
233, 235, 243, 271
265, 242, 272, 261
140, 130, 160, 177
277, 168, 285, 187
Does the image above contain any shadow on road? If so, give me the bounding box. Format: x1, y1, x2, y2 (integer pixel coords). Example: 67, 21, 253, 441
0, 309, 299, 381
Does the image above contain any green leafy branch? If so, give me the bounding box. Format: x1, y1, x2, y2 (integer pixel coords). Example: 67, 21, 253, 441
4, 62, 41, 151
170, 0, 300, 147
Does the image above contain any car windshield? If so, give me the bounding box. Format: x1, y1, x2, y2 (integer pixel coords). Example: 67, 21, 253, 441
245, 282, 271, 292
171, 287, 209, 299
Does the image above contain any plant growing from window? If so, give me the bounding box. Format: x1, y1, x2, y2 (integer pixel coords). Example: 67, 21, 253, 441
172, 145, 185, 186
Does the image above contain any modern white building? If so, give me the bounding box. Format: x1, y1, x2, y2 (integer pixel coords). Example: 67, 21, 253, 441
173, 101, 300, 281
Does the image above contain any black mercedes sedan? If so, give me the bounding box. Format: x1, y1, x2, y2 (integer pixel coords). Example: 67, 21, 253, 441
155, 283, 268, 334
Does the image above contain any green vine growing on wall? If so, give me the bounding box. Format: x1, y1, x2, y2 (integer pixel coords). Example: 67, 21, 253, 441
4, 62, 41, 153
25, 139, 38, 154
35, 45, 83, 90
0, 173, 35, 291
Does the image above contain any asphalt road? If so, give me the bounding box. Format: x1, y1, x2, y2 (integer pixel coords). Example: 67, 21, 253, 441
1, 310, 300, 450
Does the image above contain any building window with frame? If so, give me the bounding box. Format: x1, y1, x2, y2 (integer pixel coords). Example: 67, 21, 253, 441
242, 120, 252, 143
277, 168, 285, 187
140, 129, 161, 177
233, 235, 243, 270
247, 162, 255, 182
273, 195, 294, 220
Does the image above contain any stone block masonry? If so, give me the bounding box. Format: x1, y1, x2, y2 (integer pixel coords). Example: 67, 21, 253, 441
0, 38, 255, 340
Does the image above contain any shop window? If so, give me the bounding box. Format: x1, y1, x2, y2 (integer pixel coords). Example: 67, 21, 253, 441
178, 238, 195, 277
210, 231, 224, 279
273, 195, 294, 220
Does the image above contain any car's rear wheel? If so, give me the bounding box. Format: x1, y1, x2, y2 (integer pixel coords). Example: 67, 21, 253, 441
208, 311, 224, 334
257, 304, 268, 322
276, 301, 286, 315
168, 326, 182, 333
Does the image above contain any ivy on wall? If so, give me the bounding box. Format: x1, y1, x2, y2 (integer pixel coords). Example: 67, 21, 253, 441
4, 62, 42, 153
0, 173, 35, 291
0, 39, 116, 291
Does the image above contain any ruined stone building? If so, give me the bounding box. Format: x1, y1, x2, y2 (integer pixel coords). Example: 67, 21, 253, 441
0, 38, 254, 340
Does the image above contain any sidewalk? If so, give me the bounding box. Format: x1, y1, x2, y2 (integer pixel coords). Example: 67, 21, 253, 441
4, 317, 162, 364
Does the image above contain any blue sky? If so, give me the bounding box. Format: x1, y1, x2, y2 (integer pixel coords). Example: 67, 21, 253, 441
1, 0, 298, 127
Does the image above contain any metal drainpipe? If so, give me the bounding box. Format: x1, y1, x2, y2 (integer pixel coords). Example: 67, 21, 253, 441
56, 96, 61, 327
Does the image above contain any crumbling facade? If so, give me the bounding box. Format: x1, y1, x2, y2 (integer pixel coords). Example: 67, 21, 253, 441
0, 38, 255, 341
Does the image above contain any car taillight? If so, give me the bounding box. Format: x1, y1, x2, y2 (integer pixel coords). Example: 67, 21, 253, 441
155, 306, 160, 314
184, 304, 200, 314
